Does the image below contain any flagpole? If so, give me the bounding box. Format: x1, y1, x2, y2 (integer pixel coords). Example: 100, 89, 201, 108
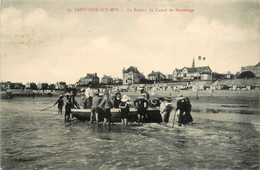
196, 75, 199, 100
196, 56, 206, 100
196, 56, 200, 100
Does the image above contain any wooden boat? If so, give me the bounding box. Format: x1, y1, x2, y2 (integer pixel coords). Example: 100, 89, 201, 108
71, 105, 174, 123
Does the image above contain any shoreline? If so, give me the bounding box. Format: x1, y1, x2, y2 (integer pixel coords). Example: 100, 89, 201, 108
1, 89, 259, 116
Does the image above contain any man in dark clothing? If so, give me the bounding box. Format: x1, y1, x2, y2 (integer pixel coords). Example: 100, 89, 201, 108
65, 95, 72, 123
175, 95, 193, 126
183, 97, 193, 124
54, 95, 64, 113
134, 94, 149, 123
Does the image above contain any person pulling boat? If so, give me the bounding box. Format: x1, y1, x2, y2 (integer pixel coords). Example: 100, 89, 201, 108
99, 91, 114, 125
85, 86, 94, 109
54, 95, 64, 114
175, 94, 193, 126
91, 90, 101, 123
134, 94, 149, 123
159, 97, 170, 124
119, 95, 130, 127
65, 94, 72, 123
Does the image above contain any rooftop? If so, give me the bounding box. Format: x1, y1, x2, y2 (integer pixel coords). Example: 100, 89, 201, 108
86, 73, 98, 78
184, 66, 212, 73
148, 71, 165, 77
123, 66, 141, 74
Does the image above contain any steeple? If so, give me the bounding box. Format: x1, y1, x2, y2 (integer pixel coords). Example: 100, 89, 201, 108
192, 58, 195, 68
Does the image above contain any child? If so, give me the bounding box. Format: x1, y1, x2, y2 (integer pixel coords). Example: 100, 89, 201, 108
119, 95, 130, 127
113, 92, 122, 108
99, 91, 114, 125
65, 95, 72, 123
134, 94, 149, 123
159, 97, 168, 124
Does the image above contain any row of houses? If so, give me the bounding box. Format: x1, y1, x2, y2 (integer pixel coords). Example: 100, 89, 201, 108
1, 81, 68, 91
2, 60, 259, 90
0, 82, 25, 90
77, 73, 123, 86
121, 61, 260, 85
121, 66, 234, 85
77, 66, 173, 87
76, 61, 260, 87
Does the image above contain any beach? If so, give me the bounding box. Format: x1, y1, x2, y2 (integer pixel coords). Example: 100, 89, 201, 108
0, 89, 259, 169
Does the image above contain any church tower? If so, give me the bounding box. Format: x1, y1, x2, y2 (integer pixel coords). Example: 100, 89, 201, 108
192, 58, 195, 68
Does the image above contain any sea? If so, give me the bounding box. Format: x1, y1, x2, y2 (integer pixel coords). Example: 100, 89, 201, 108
1, 97, 259, 170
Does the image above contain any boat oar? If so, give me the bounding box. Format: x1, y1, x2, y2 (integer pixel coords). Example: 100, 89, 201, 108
172, 110, 177, 128
41, 105, 54, 112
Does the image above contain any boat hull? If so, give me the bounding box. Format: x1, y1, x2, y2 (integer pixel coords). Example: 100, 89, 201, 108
71, 107, 173, 123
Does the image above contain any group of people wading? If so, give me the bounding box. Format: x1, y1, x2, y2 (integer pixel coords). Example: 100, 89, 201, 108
54, 93, 80, 123
158, 94, 193, 126
54, 87, 193, 127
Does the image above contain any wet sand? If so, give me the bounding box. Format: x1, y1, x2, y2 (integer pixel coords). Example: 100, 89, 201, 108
1, 94, 259, 169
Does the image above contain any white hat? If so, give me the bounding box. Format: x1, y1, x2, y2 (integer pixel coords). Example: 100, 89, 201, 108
176, 94, 184, 100
121, 95, 130, 102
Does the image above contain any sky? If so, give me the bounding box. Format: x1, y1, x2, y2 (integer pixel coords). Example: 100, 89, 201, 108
1, 0, 259, 84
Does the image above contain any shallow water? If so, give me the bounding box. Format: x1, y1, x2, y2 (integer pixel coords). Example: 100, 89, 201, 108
1, 97, 260, 169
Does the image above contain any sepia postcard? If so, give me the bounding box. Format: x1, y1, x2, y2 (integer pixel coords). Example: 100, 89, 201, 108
0, 0, 259, 169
